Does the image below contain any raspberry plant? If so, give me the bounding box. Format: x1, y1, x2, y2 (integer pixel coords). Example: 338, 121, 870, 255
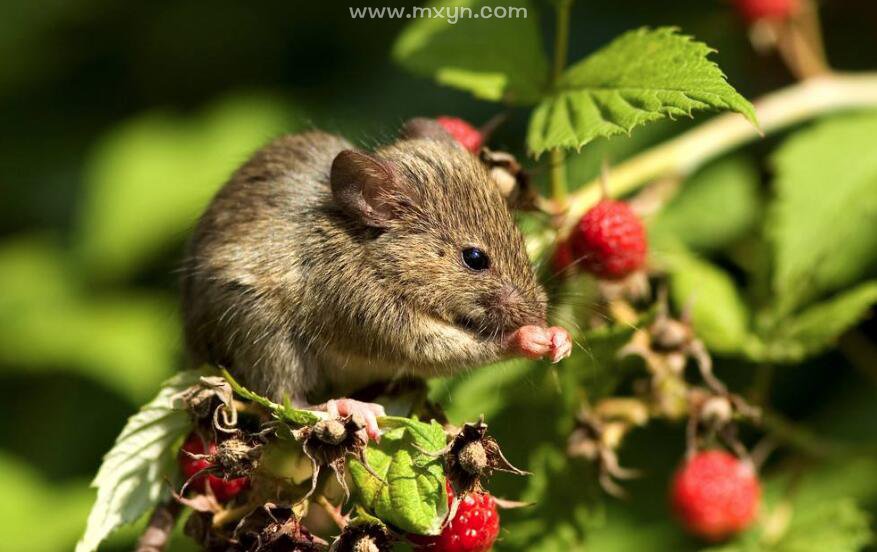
72, 1, 877, 551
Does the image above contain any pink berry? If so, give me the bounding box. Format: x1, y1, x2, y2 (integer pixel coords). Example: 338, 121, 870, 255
570, 199, 647, 279
411, 482, 500, 552
436, 116, 484, 153
670, 450, 761, 541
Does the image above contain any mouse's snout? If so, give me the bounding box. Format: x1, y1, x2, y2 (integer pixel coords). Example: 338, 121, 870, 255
493, 282, 546, 330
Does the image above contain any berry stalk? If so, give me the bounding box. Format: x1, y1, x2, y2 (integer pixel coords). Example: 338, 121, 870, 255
547, 0, 574, 210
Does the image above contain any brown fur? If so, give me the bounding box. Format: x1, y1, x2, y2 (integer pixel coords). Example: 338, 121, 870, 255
181, 130, 547, 403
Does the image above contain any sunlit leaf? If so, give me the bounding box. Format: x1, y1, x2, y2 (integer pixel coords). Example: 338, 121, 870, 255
528, 28, 756, 155
350, 418, 448, 535
769, 112, 877, 314
76, 369, 207, 552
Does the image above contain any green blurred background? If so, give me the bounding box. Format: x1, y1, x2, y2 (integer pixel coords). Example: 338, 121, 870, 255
1, 0, 876, 550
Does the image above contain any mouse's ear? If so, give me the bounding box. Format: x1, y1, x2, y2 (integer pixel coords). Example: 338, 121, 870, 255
399, 118, 459, 147
330, 150, 407, 228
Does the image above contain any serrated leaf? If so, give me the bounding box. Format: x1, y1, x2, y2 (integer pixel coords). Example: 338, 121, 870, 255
528, 27, 756, 155
349, 418, 448, 535
650, 157, 761, 253
761, 281, 877, 363
769, 112, 877, 314
76, 95, 295, 280
665, 249, 752, 354
220, 368, 319, 426
393, 0, 548, 104
75, 368, 209, 552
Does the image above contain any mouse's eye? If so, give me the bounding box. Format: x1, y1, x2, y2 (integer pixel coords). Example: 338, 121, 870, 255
461, 247, 490, 271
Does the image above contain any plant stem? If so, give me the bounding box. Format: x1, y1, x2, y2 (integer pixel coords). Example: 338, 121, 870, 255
557, 73, 877, 237
548, 0, 574, 209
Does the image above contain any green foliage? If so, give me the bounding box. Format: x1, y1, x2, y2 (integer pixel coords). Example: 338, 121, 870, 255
350, 417, 448, 535
393, 0, 548, 104
76, 368, 206, 552
220, 368, 320, 426
760, 281, 877, 363
76, 95, 295, 280
528, 28, 757, 155
0, 237, 178, 402
769, 112, 877, 315
665, 249, 753, 354
650, 157, 761, 253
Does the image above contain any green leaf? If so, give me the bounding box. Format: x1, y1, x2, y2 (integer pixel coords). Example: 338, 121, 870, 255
393, 0, 548, 104
220, 368, 320, 426
76, 368, 208, 552
76, 94, 295, 280
650, 157, 761, 253
349, 418, 448, 535
761, 281, 877, 363
665, 249, 752, 354
528, 27, 756, 155
0, 453, 94, 552
0, 237, 178, 402
769, 112, 877, 314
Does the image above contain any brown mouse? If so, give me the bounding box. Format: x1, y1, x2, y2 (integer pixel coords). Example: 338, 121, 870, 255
181, 120, 571, 439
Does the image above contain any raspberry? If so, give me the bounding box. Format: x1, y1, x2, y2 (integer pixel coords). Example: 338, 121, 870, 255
670, 450, 761, 541
570, 199, 647, 279
411, 482, 500, 552
436, 116, 484, 153
733, 0, 798, 23
179, 433, 249, 502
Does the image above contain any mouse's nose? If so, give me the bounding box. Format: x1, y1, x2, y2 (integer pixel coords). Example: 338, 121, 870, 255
496, 283, 546, 329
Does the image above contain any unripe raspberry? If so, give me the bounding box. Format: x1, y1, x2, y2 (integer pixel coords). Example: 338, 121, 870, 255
179, 433, 249, 502
570, 199, 647, 279
436, 116, 484, 153
733, 0, 799, 23
670, 450, 761, 541
411, 482, 499, 552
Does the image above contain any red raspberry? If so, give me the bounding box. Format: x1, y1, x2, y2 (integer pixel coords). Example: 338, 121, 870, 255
670, 450, 761, 541
570, 199, 647, 279
436, 116, 484, 153
411, 482, 500, 552
179, 433, 249, 502
733, 0, 799, 23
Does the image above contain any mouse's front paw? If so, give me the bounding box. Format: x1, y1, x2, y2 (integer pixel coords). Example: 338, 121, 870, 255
324, 398, 386, 443
506, 325, 573, 363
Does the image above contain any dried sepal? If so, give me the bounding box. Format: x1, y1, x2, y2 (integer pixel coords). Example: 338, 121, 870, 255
175, 375, 236, 426
445, 416, 528, 494
567, 408, 640, 498
294, 414, 381, 501
234, 503, 326, 552
329, 521, 394, 552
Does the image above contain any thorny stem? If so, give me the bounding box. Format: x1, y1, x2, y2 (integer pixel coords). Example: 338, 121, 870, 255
549, 73, 877, 239
548, 0, 573, 210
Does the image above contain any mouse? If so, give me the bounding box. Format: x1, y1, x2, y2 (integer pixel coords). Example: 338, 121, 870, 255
181, 119, 571, 440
